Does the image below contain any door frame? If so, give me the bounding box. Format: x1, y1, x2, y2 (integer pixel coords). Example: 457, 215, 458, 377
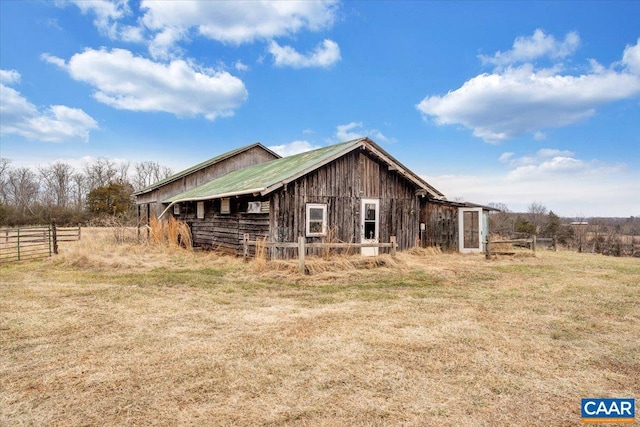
361, 198, 379, 256
458, 207, 484, 253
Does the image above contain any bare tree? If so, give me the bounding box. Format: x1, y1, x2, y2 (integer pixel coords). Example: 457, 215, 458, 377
7, 167, 39, 216
0, 158, 10, 204
70, 173, 87, 208
487, 202, 514, 236
527, 201, 548, 234
83, 157, 118, 191
132, 161, 173, 191
38, 161, 74, 208
115, 161, 130, 185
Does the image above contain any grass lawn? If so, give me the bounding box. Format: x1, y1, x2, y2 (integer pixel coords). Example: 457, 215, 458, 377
1, 228, 638, 426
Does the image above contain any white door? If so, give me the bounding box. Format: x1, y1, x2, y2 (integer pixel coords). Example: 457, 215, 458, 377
361, 199, 379, 256
458, 207, 483, 253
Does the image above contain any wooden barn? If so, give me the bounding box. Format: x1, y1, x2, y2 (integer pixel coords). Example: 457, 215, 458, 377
136, 137, 494, 257
133, 143, 279, 221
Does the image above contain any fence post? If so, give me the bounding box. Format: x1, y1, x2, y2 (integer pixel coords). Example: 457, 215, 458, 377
48, 226, 52, 257
532, 235, 537, 253
78, 223, 82, 241
243, 233, 250, 261
552, 236, 557, 251
298, 236, 306, 274
390, 236, 397, 258
17, 227, 20, 261
485, 236, 492, 260
52, 221, 58, 255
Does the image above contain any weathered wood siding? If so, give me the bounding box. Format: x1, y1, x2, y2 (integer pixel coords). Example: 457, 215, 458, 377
136, 146, 278, 218
176, 198, 269, 255
420, 200, 458, 251
270, 149, 420, 258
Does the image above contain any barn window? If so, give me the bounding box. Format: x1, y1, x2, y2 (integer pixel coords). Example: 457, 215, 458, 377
173, 204, 180, 215
306, 203, 327, 237
247, 201, 261, 213
220, 198, 230, 214
197, 202, 205, 219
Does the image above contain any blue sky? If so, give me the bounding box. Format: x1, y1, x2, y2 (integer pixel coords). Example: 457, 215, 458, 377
1, 1, 639, 217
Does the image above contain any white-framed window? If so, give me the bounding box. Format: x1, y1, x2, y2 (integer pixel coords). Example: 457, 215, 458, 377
197, 201, 205, 219
220, 198, 230, 214
173, 203, 180, 215
306, 203, 327, 237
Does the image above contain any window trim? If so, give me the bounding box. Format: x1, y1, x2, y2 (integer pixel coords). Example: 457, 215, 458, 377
306, 203, 327, 237
197, 201, 205, 219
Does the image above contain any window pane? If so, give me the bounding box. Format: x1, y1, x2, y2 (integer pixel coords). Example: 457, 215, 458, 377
364, 222, 376, 239
309, 221, 323, 233
365, 203, 376, 220
309, 208, 324, 221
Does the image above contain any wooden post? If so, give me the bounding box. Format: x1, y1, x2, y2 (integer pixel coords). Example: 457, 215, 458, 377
485, 236, 491, 260
51, 221, 58, 255
48, 226, 52, 257
78, 223, 81, 241
298, 236, 306, 274
243, 233, 250, 261
146, 204, 151, 240
390, 236, 397, 258
532, 235, 537, 253
552, 236, 557, 251
137, 205, 141, 239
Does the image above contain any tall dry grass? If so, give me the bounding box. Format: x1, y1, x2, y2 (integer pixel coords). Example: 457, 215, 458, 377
149, 216, 192, 248
1, 228, 639, 426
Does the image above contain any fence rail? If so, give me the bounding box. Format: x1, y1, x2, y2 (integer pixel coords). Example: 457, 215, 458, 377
242, 234, 397, 273
486, 236, 556, 259
0, 224, 81, 263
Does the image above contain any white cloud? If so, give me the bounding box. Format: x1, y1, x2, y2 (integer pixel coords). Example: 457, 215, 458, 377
140, 0, 338, 45
422, 148, 638, 216
268, 140, 319, 157
335, 122, 389, 142
269, 39, 341, 68
147, 26, 187, 60
417, 37, 640, 143
479, 29, 580, 67
46, 48, 248, 120
533, 131, 547, 141
423, 169, 638, 217
0, 70, 98, 142
0, 69, 21, 85
498, 152, 514, 163
507, 156, 588, 180
235, 61, 249, 72
59, 1, 340, 63
622, 38, 640, 74
62, 0, 131, 40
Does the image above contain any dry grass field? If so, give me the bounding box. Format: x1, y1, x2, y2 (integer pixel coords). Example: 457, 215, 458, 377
1, 228, 638, 426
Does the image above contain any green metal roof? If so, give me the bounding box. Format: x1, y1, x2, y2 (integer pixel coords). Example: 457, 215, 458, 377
163, 138, 443, 204
132, 142, 279, 196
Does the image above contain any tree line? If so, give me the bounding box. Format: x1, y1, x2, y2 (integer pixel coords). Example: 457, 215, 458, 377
488, 201, 639, 257
0, 157, 172, 227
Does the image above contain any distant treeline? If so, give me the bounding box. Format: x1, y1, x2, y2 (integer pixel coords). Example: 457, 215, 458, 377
0, 157, 172, 227
487, 202, 640, 257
